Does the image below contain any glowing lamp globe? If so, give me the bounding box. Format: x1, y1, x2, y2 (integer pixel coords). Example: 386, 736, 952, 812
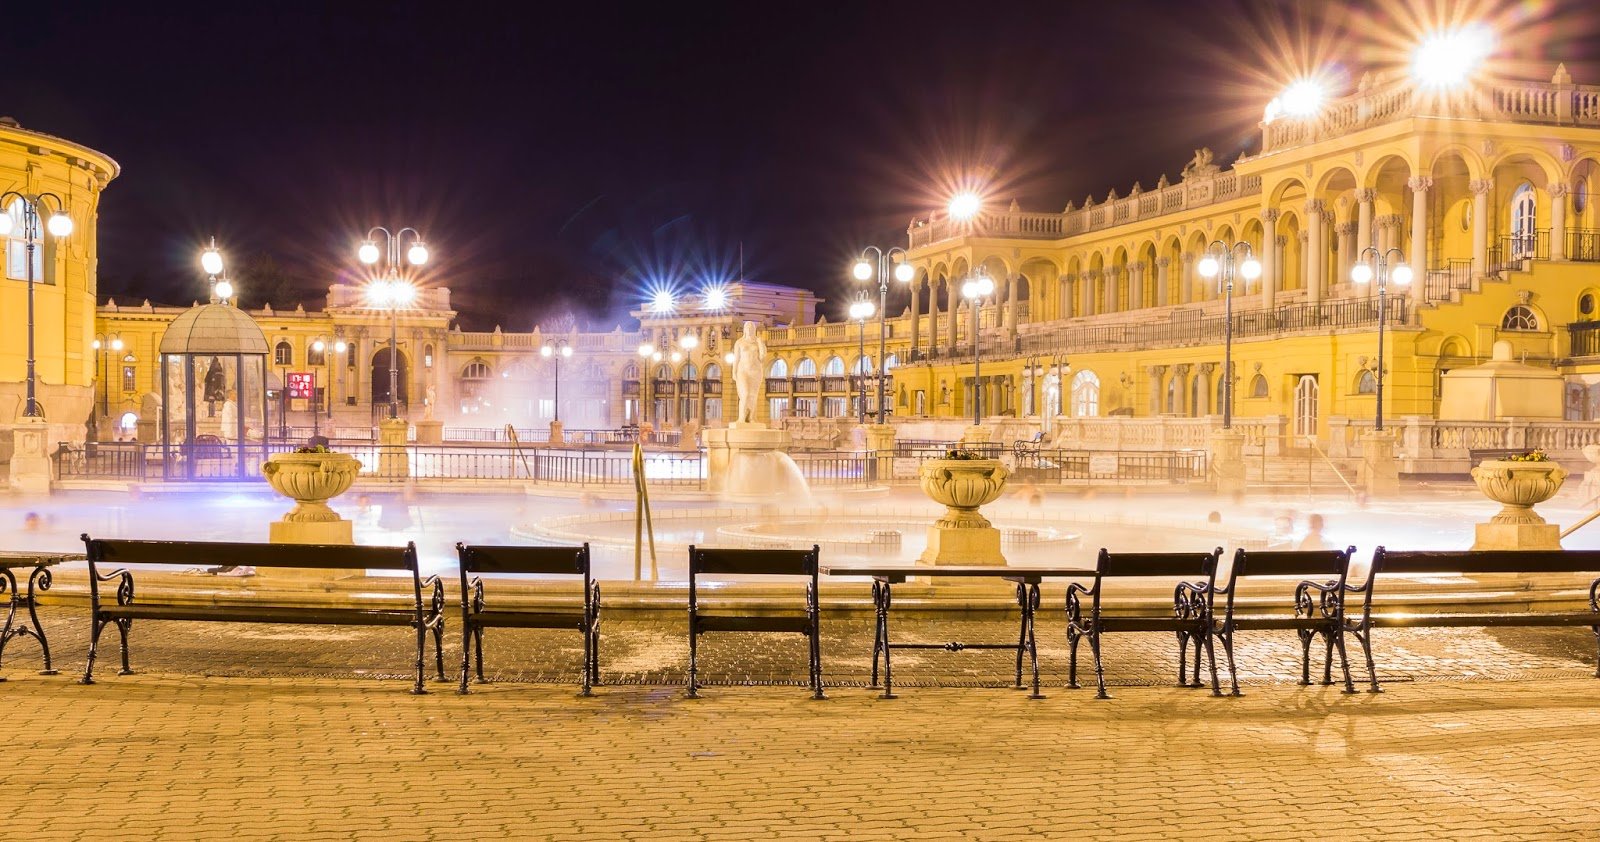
1392, 264, 1414, 286
406, 242, 430, 266
358, 241, 381, 264
334, 340, 348, 353
1240, 258, 1263, 280
111, 337, 124, 351
894, 262, 915, 283
46, 211, 73, 237
638, 342, 655, 358
561, 345, 573, 358
724, 352, 735, 364
201, 247, 224, 276
852, 260, 873, 281
1350, 263, 1375, 285
1197, 255, 1220, 278
214, 279, 235, 300
679, 333, 699, 350
313, 340, 326, 352
949, 192, 981, 220
0, 214, 11, 236
541, 345, 553, 358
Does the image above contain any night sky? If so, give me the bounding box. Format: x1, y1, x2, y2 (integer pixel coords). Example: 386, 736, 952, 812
7, 1, 1598, 329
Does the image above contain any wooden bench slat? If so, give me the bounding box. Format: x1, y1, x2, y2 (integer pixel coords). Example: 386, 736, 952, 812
1097, 550, 1219, 578
691, 547, 818, 576
459, 544, 589, 576
1376, 549, 1600, 575
1370, 611, 1599, 628
470, 610, 589, 630
90, 538, 414, 571
98, 605, 419, 625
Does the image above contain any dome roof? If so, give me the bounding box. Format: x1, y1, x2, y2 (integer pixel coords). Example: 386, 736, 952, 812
158, 303, 269, 355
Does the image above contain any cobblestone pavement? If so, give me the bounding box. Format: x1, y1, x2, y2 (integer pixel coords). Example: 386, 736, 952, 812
3, 608, 1599, 839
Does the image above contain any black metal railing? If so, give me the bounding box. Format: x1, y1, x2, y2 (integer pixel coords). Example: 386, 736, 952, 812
1570, 228, 1600, 262
821, 376, 848, 392
1569, 321, 1600, 357
1422, 259, 1474, 302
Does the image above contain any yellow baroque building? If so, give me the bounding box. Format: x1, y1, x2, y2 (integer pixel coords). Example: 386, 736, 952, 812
0, 117, 118, 453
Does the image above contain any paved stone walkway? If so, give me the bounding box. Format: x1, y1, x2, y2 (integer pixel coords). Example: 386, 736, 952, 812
3, 608, 1599, 838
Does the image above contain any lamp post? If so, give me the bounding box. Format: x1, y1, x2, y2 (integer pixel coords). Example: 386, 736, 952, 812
1350, 247, 1413, 431
961, 271, 995, 426
848, 297, 876, 423
541, 338, 573, 424
357, 227, 429, 420
0, 192, 74, 418
852, 247, 914, 424
677, 333, 699, 424
91, 334, 123, 441
637, 342, 663, 431
1196, 241, 1263, 430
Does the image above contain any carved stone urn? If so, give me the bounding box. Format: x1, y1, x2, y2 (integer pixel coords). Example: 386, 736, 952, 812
918, 458, 1010, 565
263, 451, 361, 522
1468, 459, 1567, 550
1470, 460, 1567, 525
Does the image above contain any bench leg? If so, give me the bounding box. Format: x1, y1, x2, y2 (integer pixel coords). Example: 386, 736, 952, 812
1593, 624, 1599, 679
474, 628, 487, 684
81, 618, 109, 685
1332, 629, 1356, 694
458, 622, 473, 695
1204, 629, 1222, 697
686, 626, 700, 699
1027, 586, 1042, 701
1175, 630, 1190, 687
875, 582, 896, 700
1014, 591, 1028, 690
411, 621, 428, 696
115, 619, 133, 676
868, 580, 885, 690
1089, 631, 1109, 700
1066, 626, 1081, 690
1296, 629, 1313, 686
1190, 632, 1204, 689
1219, 627, 1240, 696
1349, 624, 1381, 693
1321, 629, 1336, 686
432, 617, 447, 683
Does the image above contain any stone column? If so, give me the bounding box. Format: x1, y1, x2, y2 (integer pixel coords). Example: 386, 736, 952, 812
1335, 222, 1356, 291
1356, 188, 1376, 254
947, 278, 959, 350
1359, 429, 1400, 497
1129, 261, 1146, 310
1147, 365, 1167, 414
1471, 179, 1492, 275
8, 417, 52, 493
928, 282, 939, 357
1305, 200, 1325, 304
1550, 183, 1569, 261
1180, 254, 1195, 305
1156, 258, 1171, 307
1104, 265, 1121, 312
1409, 176, 1432, 270
909, 278, 921, 358
1004, 274, 1018, 335
1259, 209, 1279, 308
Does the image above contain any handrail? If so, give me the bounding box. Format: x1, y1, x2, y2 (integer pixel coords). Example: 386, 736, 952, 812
1303, 435, 1360, 497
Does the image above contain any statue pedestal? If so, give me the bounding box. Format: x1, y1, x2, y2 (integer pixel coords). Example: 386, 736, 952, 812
703, 424, 807, 499
378, 418, 409, 478
265, 520, 356, 582
1208, 429, 1245, 497
865, 424, 896, 484
547, 420, 565, 446
1359, 430, 1399, 496
8, 416, 53, 494
960, 425, 991, 445
1472, 522, 1562, 551
414, 419, 443, 445
920, 524, 1004, 566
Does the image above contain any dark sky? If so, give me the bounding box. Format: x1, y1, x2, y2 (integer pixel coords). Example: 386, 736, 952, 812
7, 0, 1598, 329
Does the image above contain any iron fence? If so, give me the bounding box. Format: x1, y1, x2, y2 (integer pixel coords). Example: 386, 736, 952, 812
1570, 229, 1600, 262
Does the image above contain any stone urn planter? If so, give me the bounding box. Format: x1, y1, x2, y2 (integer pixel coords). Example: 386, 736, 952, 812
262, 450, 361, 524
1470, 459, 1568, 525
918, 457, 1010, 565
920, 458, 1011, 528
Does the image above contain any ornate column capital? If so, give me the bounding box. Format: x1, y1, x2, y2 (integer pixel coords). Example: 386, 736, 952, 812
1470, 179, 1494, 195
1305, 198, 1325, 213
1356, 188, 1378, 203
1298, 231, 1310, 244
1198, 362, 1216, 375
1549, 182, 1571, 198
1172, 363, 1191, 376
1407, 175, 1434, 193
1130, 260, 1146, 273
1260, 208, 1281, 223
1105, 265, 1123, 278
1181, 252, 1196, 265
1275, 235, 1288, 247
1157, 256, 1172, 268
1148, 364, 1168, 376
1336, 221, 1358, 236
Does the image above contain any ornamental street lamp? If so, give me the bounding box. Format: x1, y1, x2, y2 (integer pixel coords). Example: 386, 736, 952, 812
852, 247, 914, 424
91, 334, 124, 440
848, 297, 876, 423
541, 338, 574, 424
1350, 248, 1413, 431
0, 192, 74, 418
1196, 241, 1263, 430
358, 227, 429, 420
961, 271, 995, 426
677, 332, 699, 424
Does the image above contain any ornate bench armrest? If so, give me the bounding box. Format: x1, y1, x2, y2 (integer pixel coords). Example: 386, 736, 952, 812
95, 568, 136, 605
466, 575, 486, 614
420, 575, 446, 628
1589, 576, 1600, 612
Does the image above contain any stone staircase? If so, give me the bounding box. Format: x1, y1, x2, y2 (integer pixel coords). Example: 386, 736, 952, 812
1244, 447, 1362, 493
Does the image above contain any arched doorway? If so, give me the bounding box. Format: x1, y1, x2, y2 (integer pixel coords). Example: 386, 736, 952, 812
371, 347, 410, 410
1293, 375, 1319, 439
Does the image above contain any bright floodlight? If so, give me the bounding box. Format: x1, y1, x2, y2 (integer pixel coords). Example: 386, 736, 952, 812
214, 279, 235, 300
1280, 79, 1325, 118
962, 275, 994, 299
358, 241, 381, 264
1240, 258, 1263, 280
894, 262, 915, 283
852, 259, 873, 281
701, 285, 728, 310
1197, 255, 1221, 278
650, 289, 675, 313
679, 333, 699, 350
1392, 264, 1414, 285
1350, 263, 1375, 284
1413, 25, 1493, 89
406, 242, 430, 266
201, 246, 224, 276
365, 279, 392, 307
638, 342, 655, 358
949, 192, 981, 220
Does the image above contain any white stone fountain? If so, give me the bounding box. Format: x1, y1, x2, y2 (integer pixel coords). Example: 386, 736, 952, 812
702, 321, 812, 501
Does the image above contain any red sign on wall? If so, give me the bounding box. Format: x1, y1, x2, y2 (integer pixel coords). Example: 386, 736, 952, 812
287, 371, 315, 399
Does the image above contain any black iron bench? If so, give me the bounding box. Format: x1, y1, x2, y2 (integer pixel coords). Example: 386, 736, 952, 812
1360, 547, 1600, 692
687, 545, 823, 699
455, 542, 599, 696
80, 535, 447, 693
1065, 548, 1223, 699
1214, 546, 1361, 696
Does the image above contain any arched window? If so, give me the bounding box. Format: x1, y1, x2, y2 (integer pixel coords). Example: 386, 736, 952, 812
1166, 372, 1183, 414
1070, 370, 1100, 417
423, 344, 434, 368
1511, 183, 1538, 258
306, 344, 326, 366
703, 363, 721, 380
795, 357, 816, 376
622, 362, 639, 380
852, 356, 874, 375
273, 341, 293, 366
823, 356, 845, 376
654, 364, 672, 381
681, 363, 697, 380
1249, 374, 1269, 398
1501, 305, 1540, 331
4, 199, 45, 282
883, 354, 899, 371
461, 360, 492, 380
768, 358, 788, 378
1355, 370, 1377, 394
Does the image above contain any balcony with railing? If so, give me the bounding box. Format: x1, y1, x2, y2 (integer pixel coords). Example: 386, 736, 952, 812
1569, 321, 1600, 358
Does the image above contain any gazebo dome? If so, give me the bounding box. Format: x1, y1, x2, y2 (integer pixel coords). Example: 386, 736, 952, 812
158, 303, 269, 355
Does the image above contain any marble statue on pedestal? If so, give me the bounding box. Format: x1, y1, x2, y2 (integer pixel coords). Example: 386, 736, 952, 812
731, 320, 766, 426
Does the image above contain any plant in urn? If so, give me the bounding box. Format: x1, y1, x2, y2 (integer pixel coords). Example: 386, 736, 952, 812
262, 445, 361, 549
918, 450, 1010, 565
1469, 449, 1567, 550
